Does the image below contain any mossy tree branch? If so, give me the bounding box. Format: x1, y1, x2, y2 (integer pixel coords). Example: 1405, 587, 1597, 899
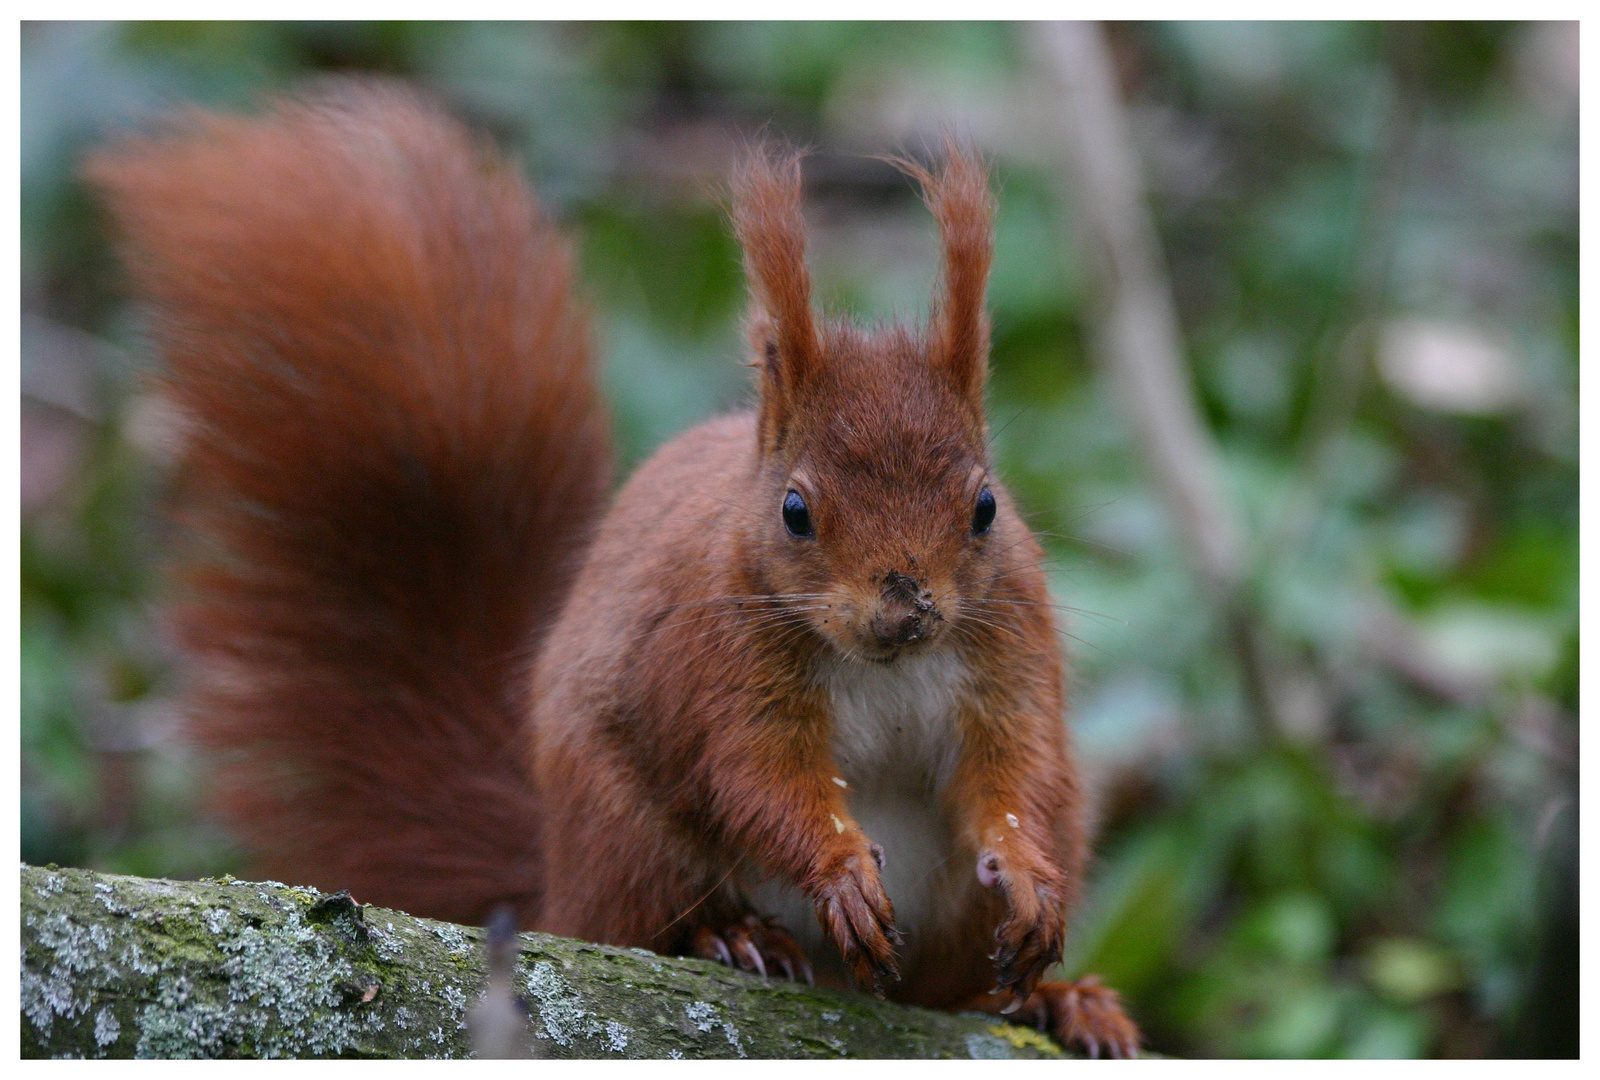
21, 865, 1067, 1059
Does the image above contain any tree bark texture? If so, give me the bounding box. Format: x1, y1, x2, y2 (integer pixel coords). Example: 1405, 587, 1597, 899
20, 865, 1067, 1059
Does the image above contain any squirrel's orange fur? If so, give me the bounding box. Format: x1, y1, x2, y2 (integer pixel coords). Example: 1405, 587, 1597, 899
88, 80, 1139, 1056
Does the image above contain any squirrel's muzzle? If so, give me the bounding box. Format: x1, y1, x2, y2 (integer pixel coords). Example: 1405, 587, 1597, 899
868, 571, 939, 650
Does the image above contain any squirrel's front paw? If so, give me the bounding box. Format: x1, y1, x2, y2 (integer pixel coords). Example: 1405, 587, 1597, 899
976, 848, 1067, 1006
811, 842, 899, 994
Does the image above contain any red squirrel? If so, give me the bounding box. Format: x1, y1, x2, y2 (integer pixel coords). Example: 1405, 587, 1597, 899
87, 80, 1139, 1058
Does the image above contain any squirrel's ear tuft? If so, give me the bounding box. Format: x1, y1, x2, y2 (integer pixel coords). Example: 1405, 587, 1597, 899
899, 141, 994, 410
732, 142, 818, 450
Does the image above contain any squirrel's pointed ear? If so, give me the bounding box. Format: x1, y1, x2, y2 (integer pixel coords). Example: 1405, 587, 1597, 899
909, 142, 994, 410
744, 304, 784, 433
733, 143, 818, 450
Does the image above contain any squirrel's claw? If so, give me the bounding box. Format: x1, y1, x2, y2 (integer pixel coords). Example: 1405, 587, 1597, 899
746, 914, 814, 986
691, 925, 735, 968
725, 923, 767, 977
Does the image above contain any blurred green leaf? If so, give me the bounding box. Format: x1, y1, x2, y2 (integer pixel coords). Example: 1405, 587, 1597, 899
1362, 938, 1461, 1004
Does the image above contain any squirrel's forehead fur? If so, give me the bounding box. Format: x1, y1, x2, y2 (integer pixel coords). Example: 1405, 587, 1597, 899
787, 319, 985, 473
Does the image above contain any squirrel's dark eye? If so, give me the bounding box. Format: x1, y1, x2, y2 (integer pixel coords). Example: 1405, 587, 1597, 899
782, 490, 814, 538
972, 486, 996, 535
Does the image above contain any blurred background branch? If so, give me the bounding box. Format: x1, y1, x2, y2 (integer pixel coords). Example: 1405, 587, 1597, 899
1032, 22, 1511, 737
1033, 22, 1297, 745
1034, 21, 1245, 600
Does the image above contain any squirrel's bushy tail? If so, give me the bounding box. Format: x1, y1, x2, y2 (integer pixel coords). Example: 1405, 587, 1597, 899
87, 81, 611, 923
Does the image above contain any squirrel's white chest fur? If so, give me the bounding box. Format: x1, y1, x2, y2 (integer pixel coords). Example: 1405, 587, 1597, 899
825, 650, 967, 790
750, 648, 976, 974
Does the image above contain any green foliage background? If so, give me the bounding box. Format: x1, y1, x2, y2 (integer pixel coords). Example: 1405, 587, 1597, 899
20, 21, 1577, 1058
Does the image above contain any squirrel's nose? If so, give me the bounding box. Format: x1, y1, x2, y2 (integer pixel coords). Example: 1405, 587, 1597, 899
869, 571, 936, 649
870, 606, 927, 648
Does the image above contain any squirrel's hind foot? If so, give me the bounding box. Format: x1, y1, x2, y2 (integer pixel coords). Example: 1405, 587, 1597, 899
966, 975, 1141, 1059
1034, 976, 1140, 1059
690, 914, 814, 985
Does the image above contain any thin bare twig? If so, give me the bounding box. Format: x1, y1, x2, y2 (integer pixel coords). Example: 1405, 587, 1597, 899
1028, 22, 1293, 741
1027, 22, 1491, 721
1030, 21, 1245, 602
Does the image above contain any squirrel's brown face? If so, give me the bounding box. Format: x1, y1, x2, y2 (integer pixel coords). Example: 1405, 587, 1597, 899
747, 324, 1019, 664
731, 142, 1012, 664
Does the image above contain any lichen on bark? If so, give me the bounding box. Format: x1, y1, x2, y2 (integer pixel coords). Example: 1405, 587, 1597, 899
20, 864, 1066, 1059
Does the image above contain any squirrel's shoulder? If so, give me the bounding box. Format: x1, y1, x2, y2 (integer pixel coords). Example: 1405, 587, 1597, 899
532, 408, 759, 685
610, 409, 759, 509
568, 408, 758, 572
